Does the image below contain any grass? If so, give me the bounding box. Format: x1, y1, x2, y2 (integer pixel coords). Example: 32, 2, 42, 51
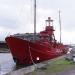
45, 59, 73, 73
26, 57, 75, 75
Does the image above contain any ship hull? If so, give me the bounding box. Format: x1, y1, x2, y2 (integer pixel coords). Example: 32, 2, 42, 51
5, 36, 65, 65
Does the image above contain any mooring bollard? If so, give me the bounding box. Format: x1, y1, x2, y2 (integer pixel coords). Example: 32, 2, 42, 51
72, 56, 75, 63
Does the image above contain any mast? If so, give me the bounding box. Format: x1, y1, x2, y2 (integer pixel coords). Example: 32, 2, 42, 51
59, 10, 61, 43
34, 0, 36, 41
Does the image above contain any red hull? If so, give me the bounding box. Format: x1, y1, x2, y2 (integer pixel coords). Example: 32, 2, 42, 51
5, 36, 66, 65
5, 17, 68, 65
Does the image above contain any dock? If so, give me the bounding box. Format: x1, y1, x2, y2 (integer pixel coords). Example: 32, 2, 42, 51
5, 55, 75, 75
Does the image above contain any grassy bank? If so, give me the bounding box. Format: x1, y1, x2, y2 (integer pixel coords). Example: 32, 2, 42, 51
45, 59, 73, 73
26, 57, 75, 75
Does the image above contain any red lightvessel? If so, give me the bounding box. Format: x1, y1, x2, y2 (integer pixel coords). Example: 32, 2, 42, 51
5, 17, 68, 65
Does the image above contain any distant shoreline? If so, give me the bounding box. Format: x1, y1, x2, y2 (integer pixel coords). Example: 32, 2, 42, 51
0, 48, 10, 53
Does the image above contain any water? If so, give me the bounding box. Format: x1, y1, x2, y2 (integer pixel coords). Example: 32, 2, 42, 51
0, 53, 16, 75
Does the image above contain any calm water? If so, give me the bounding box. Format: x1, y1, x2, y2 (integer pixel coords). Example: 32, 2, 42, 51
0, 53, 16, 75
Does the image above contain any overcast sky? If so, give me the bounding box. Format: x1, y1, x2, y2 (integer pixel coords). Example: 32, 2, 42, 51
0, 0, 75, 44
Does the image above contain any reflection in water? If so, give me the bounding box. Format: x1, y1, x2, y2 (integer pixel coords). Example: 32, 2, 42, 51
0, 53, 16, 75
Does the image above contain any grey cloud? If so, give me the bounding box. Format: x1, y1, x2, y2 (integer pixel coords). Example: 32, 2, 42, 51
0, 0, 75, 43
0, 0, 31, 29
37, 0, 74, 9
0, 17, 17, 29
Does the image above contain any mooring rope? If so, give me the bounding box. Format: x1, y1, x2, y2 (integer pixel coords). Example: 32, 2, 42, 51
28, 43, 37, 69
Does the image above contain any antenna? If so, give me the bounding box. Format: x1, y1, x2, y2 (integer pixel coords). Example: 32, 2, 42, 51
59, 10, 61, 43
34, 0, 36, 41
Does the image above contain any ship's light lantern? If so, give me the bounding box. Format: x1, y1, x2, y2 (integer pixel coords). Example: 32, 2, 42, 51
36, 57, 39, 61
